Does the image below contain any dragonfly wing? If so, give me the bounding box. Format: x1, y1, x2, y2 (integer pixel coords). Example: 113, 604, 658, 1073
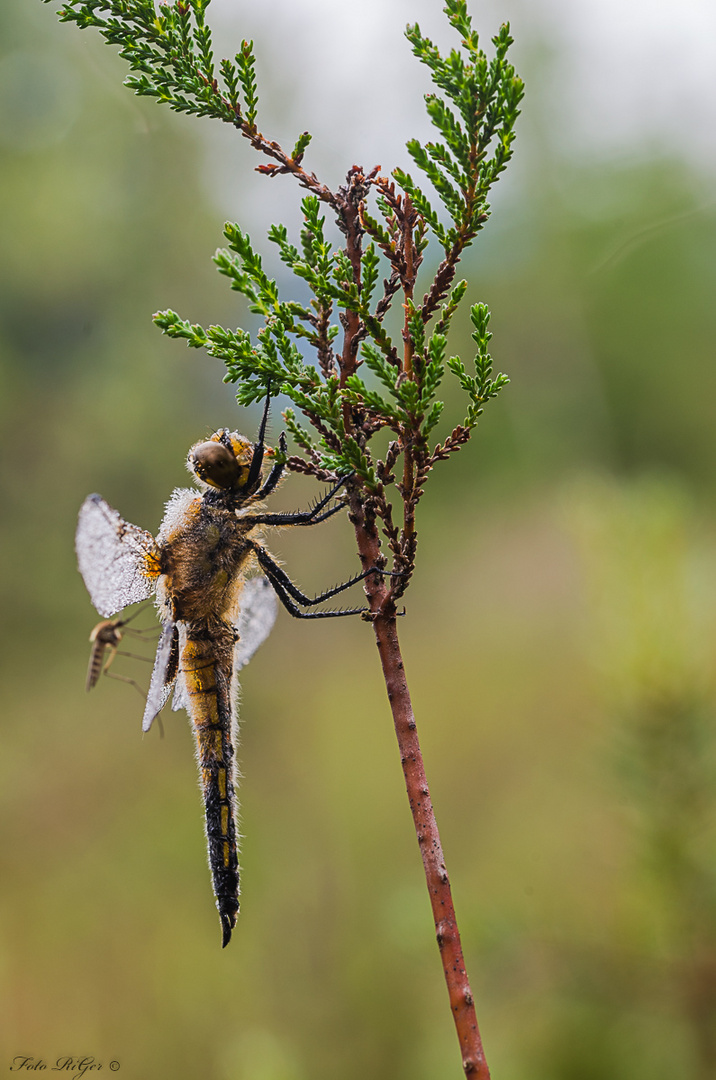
171, 672, 188, 713
76, 494, 161, 618
143, 621, 178, 732
235, 575, 278, 671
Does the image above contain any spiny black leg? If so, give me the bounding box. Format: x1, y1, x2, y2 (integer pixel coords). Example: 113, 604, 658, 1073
250, 542, 398, 606
249, 473, 353, 526
306, 471, 353, 515
250, 542, 377, 616
258, 561, 366, 619
252, 470, 353, 526
252, 432, 287, 501
245, 391, 272, 494
246, 500, 347, 528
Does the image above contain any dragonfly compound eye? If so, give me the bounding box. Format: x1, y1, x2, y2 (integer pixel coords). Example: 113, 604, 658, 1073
189, 441, 242, 489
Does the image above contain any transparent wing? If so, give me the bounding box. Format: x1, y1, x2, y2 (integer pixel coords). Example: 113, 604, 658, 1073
235, 575, 278, 671
76, 494, 160, 618
171, 673, 188, 714
143, 621, 178, 733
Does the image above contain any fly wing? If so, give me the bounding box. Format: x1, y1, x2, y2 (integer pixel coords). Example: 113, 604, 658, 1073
76, 494, 161, 618
235, 576, 278, 671
143, 621, 179, 732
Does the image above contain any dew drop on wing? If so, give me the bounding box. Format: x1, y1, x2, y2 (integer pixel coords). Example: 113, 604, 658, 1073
234, 576, 278, 671
75, 494, 159, 618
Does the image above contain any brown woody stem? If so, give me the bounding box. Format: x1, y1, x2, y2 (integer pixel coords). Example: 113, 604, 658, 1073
372, 614, 490, 1080
349, 495, 491, 1080
333, 167, 490, 1076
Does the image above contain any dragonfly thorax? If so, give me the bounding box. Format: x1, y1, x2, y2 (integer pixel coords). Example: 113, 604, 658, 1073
157, 490, 257, 624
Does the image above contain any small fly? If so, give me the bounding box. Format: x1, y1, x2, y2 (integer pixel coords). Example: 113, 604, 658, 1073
75, 400, 374, 946
86, 605, 155, 695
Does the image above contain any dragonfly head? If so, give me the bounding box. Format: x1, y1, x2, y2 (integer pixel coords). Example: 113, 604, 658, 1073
188, 429, 274, 496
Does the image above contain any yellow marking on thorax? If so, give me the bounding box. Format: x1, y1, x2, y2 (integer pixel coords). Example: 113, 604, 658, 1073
142, 550, 162, 579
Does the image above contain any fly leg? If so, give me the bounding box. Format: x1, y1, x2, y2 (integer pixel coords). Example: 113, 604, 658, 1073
91, 646, 157, 724
122, 625, 160, 640
94, 644, 156, 705
113, 648, 155, 667
115, 602, 154, 629
102, 666, 149, 699
100, 656, 166, 738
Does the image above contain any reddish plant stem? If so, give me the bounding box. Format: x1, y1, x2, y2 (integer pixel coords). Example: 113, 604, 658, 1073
375, 610, 490, 1080
335, 174, 488, 1076
350, 501, 490, 1080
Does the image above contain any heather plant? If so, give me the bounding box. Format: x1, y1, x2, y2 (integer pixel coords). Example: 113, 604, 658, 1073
45, 1, 523, 1075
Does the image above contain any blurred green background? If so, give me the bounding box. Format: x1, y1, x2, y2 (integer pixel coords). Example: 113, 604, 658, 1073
2, 1, 716, 1078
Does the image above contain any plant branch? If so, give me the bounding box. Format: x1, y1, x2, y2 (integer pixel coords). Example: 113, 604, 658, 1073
375, 618, 490, 1080
47, 2, 524, 1074
349, 488, 489, 1078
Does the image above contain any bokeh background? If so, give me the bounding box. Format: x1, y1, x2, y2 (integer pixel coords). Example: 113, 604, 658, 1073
2, 1, 716, 1077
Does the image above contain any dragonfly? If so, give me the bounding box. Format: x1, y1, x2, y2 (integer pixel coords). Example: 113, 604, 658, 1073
75, 400, 374, 947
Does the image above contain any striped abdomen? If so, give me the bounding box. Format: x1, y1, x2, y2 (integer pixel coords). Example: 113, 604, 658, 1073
180, 624, 240, 947
86, 619, 122, 692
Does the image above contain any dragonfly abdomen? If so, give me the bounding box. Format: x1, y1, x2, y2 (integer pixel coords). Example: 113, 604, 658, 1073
181, 627, 241, 948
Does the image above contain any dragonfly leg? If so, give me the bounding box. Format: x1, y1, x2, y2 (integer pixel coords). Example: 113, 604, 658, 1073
249, 543, 381, 619
251, 432, 287, 501
244, 391, 272, 494
246, 472, 353, 528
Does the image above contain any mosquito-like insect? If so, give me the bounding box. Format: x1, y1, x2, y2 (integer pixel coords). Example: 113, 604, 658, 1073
86, 604, 156, 695
75, 397, 379, 946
